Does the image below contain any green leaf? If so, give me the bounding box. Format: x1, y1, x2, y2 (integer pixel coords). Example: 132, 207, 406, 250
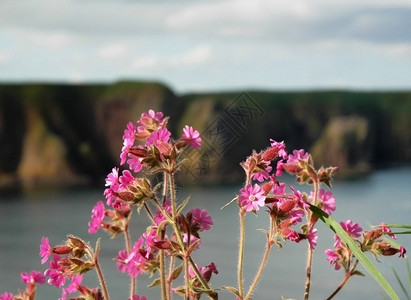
169, 263, 183, 281
177, 195, 191, 215
221, 286, 241, 297
309, 204, 400, 300
147, 278, 161, 288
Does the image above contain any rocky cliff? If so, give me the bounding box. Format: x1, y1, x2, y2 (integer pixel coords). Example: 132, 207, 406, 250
0, 82, 410, 189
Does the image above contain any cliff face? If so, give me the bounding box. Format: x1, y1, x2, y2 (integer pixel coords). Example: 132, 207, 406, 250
0, 82, 410, 188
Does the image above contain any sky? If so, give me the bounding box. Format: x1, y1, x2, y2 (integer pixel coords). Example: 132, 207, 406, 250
1, 0, 411, 94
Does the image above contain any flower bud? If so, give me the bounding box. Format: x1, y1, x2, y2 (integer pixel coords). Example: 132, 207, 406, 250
128, 146, 147, 157
371, 242, 406, 257
53, 245, 72, 255
261, 147, 280, 161
261, 182, 273, 195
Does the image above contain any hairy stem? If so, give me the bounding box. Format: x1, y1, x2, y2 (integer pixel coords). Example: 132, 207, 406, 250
238, 210, 246, 298
93, 240, 110, 300
326, 260, 359, 300
244, 217, 275, 300
124, 224, 136, 299
159, 249, 168, 300
166, 256, 175, 300
326, 273, 351, 300
303, 246, 314, 300
184, 256, 190, 300
304, 174, 319, 300
167, 172, 212, 297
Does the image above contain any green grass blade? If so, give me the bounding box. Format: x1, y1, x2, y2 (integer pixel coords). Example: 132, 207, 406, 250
379, 224, 411, 229
391, 264, 411, 300
310, 205, 400, 300
406, 257, 411, 293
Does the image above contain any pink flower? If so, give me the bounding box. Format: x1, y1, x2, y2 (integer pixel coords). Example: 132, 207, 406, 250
127, 153, 143, 173
269, 139, 288, 159
284, 228, 300, 242
307, 228, 318, 250
116, 249, 129, 273
183, 234, 201, 251
334, 220, 363, 248
309, 189, 336, 215
44, 255, 66, 288
40, 237, 52, 264
252, 165, 272, 182
130, 295, 147, 300
272, 182, 286, 196
123, 121, 137, 144
191, 208, 213, 231
153, 201, 172, 226
125, 238, 147, 277
61, 275, 82, 300
399, 246, 407, 258
88, 201, 105, 234
104, 187, 117, 206
21, 271, 45, 284
287, 149, 309, 165
340, 220, 362, 238
119, 170, 135, 187
188, 262, 218, 282
142, 229, 159, 258
282, 149, 309, 174
379, 222, 396, 239
238, 184, 266, 212
325, 249, 341, 270
182, 125, 202, 149
120, 138, 134, 165
105, 167, 119, 189
137, 110, 165, 135
146, 128, 171, 147
0, 292, 13, 300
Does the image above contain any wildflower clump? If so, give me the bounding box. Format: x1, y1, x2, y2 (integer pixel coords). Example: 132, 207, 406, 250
1, 108, 408, 300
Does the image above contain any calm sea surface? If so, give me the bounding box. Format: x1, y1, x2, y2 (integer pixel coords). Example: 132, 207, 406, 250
1, 167, 411, 300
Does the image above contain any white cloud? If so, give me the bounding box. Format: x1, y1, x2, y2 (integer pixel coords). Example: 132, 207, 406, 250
132, 56, 160, 70
1, 0, 411, 91
0, 52, 9, 64
170, 45, 212, 66
98, 43, 128, 59
25, 30, 76, 49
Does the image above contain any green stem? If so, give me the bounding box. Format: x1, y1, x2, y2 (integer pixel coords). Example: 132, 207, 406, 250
184, 256, 190, 300
124, 224, 136, 299
166, 256, 175, 300
244, 215, 274, 300
167, 172, 212, 295
160, 249, 168, 300
303, 246, 314, 300
93, 240, 110, 300
143, 202, 156, 224
304, 175, 319, 300
188, 256, 211, 292
326, 260, 359, 300
238, 210, 246, 299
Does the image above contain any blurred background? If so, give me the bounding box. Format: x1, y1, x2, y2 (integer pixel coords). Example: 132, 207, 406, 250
0, 1, 411, 299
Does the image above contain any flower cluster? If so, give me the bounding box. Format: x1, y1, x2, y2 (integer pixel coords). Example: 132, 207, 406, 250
0, 271, 45, 300
1, 109, 408, 300
325, 221, 406, 272
87, 110, 215, 299
237, 140, 335, 249
230, 138, 407, 300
